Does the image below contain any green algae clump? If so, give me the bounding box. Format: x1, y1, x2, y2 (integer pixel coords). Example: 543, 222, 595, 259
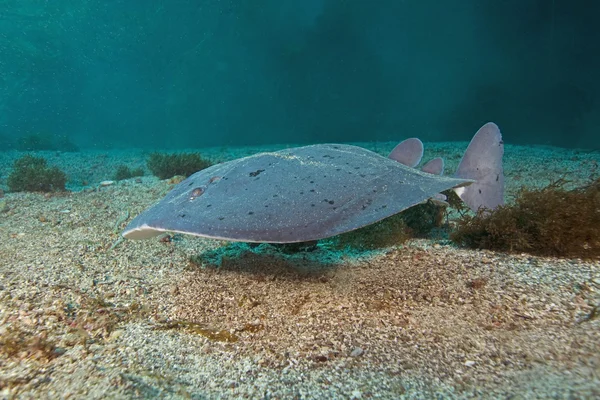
7, 155, 67, 192
147, 152, 212, 180
329, 199, 450, 251
330, 213, 412, 250
450, 178, 600, 258
112, 165, 144, 181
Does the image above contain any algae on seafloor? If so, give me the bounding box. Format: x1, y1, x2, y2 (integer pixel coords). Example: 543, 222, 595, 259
146, 152, 212, 180
450, 177, 600, 257
0, 324, 59, 361
7, 155, 68, 192
155, 321, 239, 342
0, 199, 9, 213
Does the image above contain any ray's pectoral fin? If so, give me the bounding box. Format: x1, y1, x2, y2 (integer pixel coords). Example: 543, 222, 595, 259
453, 122, 505, 212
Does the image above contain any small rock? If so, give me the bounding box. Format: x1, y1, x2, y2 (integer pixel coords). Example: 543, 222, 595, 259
63, 332, 86, 346
53, 347, 67, 356
464, 360, 476, 367
350, 347, 364, 357
108, 329, 123, 342
89, 344, 103, 352
314, 355, 328, 362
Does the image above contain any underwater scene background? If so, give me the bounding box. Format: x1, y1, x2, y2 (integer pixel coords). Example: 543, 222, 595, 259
1, 0, 599, 150
0, 1, 599, 399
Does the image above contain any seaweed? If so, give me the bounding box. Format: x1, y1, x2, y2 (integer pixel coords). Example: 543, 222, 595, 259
326, 199, 450, 250
399, 200, 448, 237
146, 152, 212, 180
113, 165, 144, 181
62, 294, 150, 344
0, 324, 59, 361
450, 178, 600, 258
7, 155, 68, 192
329, 212, 412, 250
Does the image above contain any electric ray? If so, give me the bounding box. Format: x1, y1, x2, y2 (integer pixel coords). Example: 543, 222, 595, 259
123, 122, 504, 243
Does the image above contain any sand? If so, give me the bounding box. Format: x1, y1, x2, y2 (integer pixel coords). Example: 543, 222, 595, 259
0, 141, 598, 399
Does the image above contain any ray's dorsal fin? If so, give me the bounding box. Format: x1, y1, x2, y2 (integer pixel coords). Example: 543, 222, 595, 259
421, 157, 444, 175
453, 122, 504, 212
388, 138, 423, 167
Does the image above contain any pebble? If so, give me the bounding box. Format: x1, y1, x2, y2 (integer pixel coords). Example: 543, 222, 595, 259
89, 344, 103, 352
53, 347, 67, 356
108, 329, 123, 341
350, 347, 364, 357
464, 360, 476, 367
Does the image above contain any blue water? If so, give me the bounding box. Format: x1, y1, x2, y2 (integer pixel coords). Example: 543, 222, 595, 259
0, 1, 598, 150
1, 3, 599, 399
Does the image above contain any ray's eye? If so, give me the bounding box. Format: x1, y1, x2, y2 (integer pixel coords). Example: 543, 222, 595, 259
190, 186, 206, 199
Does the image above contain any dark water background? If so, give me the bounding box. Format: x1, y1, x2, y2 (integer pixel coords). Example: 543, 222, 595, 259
1, 0, 598, 150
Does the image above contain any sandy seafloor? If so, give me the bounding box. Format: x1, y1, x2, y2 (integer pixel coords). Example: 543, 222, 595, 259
0, 140, 598, 399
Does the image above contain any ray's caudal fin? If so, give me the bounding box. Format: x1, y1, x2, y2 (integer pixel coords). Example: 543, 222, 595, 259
453, 122, 505, 212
